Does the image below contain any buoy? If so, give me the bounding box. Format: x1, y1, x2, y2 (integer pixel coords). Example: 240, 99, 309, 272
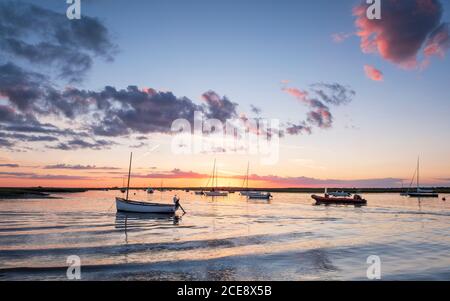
443, 197, 446, 201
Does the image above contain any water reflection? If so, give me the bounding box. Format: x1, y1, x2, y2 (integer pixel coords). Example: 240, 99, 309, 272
115, 212, 183, 229
115, 212, 183, 244
0, 190, 449, 280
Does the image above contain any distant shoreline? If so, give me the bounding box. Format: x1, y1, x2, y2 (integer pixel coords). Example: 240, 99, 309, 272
1, 186, 450, 199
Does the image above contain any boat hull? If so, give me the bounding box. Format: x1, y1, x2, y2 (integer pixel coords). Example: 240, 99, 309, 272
247, 192, 272, 200
407, 192, 439, 198
205, 192, 228, 197
116, 197, 176, 213
312, 195, 367, 206
248, 195, 271, 200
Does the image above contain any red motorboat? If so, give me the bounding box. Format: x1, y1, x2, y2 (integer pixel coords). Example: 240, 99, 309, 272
312, 194, 367, 206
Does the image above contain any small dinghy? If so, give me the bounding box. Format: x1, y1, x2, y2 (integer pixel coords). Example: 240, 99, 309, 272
116, 197, 176, 214
116, 153, 185, 214
205, 190, 228, 197
247, 191, 272, 200
312, 194, 367, 206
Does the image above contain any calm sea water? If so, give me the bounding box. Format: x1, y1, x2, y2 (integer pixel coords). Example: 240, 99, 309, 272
0, 190, 449, 280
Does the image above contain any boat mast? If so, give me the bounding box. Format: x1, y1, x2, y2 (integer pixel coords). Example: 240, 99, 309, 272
212, 159, 216, 190
214, 158, 219, 190
417, 156, 420, 192
126, 152, 133, 200
246, 162, 249, 191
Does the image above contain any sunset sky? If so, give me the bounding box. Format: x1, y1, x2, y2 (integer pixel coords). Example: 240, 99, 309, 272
1, 0, 450, 188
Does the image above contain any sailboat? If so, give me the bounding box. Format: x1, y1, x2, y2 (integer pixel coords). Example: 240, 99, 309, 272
116, 153, 182, 213
406, 157, 438, 198
239, 162, 272, 200
204, 159, 228, 197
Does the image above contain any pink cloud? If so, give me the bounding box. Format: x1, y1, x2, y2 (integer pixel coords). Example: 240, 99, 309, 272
134, 169, 208, 179
282, 87, 309, 103
353, 0, 449, 68
332, 32, 353, 43
423, 23, 450, 68
364, 65, 384, 81
246, 174, 404, 188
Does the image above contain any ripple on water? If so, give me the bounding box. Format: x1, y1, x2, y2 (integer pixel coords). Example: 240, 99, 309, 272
0, 191, 449, 280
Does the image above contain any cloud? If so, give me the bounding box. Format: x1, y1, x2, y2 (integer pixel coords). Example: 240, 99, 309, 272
202, 90, 238, 121
307, 109, 332, 129
116, 167, 404, 188
423, 22, 450, 66
250, 104, 262, 115
0, 163, 19, 168
0, 171, 91, 180
0, 103, 95, 149
282, 82, 354, 132
0, 138, 14, 148
0, 132, 58, 142
0, 1, 116, 82
364, 65, 384, 81
246, 174, 404, 188
0, 62, 97, 119
310, 83, 355, 106
88, 86, 203, 136
131, 169, 208, 179
70, 87, 240, 137
353, 0, 449, 68
43, 164, 120, 170
48, 139, 116, 151
130, 142, 147, 148
332, 32, 353, 43
0, 62, 47, 111
285, 122, 312, 135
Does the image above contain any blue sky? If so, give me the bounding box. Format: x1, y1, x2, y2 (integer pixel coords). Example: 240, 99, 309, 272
1, 0, 450, 187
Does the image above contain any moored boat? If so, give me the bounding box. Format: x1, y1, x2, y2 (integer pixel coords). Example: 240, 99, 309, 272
405, 157, 439, 198
205, 190, 228, 197
115, 153, 184, 214
239, 162, 272, 200
204, 159, 228, 197
247, 191, 272, 200
312, 194, 367, 206
116, 197, 176, 213
407, 189, 438, 198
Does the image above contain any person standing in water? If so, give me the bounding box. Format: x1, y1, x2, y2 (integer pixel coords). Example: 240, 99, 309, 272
173, 195, 180, 208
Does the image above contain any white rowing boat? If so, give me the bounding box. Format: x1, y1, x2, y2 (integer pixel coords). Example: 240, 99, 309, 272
115, 153, 184, 214
116, 197, 176, 214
